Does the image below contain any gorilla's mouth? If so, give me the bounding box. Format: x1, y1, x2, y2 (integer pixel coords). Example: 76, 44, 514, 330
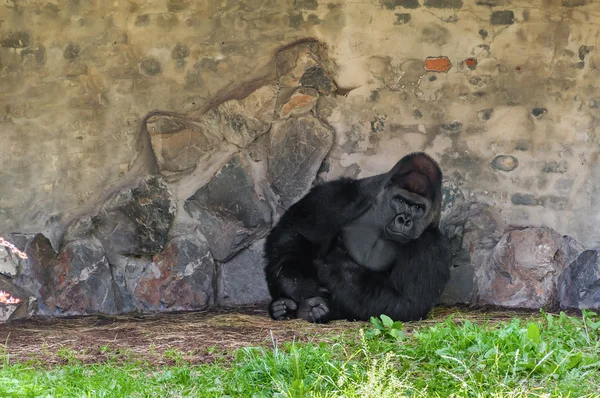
384, 226, 411, 243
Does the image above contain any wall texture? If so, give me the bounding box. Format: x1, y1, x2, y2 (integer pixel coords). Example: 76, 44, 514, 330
2, 0, 600, 320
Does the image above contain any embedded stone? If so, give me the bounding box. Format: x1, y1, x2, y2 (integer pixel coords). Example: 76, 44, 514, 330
491, 155, 518, 171
0, 31, 31, 48
184, 154, 272, 262
205, 85, 277, 148
146, 113, 224, 180
511, 193, 540, 206
558, 249, 600, 310
171, 43, 190, 59
424, 0, 463, 8
477, 108, 493, 122
477, 227, 584, 309
0, 275, 31, 322
268, 114, 335, 208
63, 43, 81, 60
135, 230, 215, 312
439, 121, 462, 134
294, 0, 318, 9
542, 161, 568, 174
424, 56, 452, 72
279, 87, 319, 118
394, 13, 412, 24
140, 57, 162, 76
217, 240, 270, 305
490, 10, 514, 25
94, 176, 176, 256
465, 57, 477, 70
562, 0, 586, 6
531, 107, 547, 118
383, 0, 420, 9
277, 42, 336, 93
578, 45, 593, 61
300, 65, 335, 94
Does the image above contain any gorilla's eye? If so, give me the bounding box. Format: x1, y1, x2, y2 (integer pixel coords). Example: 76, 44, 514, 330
412, 204, 424, 212
393, 196, 405, 204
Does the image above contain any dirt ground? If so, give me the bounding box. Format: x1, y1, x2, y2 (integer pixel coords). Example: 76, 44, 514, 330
0, 305, 547, 366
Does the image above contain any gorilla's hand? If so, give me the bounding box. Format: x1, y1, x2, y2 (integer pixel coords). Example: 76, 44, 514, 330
269, 298, 298, 320
297, 297, 330, 323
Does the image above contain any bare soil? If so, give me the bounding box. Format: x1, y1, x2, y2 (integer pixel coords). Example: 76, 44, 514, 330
0, 305, 547, 366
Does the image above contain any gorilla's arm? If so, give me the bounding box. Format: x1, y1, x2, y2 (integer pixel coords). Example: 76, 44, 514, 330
317, 228, 451, 321
265, 176, 383, 302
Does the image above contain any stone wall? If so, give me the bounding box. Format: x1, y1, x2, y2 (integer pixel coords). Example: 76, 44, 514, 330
2, 0, 600, 320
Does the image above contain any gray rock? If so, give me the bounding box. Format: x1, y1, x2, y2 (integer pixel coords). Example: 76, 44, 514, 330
440, 203, 505, 304
0, 31, 31, 48
134, 229, 215, 312
0, 274, 33, 322
558, 250, 600, 310
217, 239, 270, 305
477, 227, 583, 310
203, 85, 277, 148
19, 233, 121, 316
185, 154, 272, 262
268, 115, 334, 208
146, 113, 223, 181
490, 10, 514, 25
94, 176, 176, 256
424, 0, 463, 8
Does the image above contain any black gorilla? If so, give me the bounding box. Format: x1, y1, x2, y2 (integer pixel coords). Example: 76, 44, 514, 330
264, 152, 452, 323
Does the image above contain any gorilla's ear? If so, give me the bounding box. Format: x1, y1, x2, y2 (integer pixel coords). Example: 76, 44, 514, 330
387, 152, 443, 227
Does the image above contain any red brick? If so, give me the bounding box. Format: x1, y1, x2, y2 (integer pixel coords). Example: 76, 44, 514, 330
424, 56, 452, 72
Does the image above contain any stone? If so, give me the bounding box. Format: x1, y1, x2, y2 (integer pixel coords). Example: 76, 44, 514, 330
217, 239, 270, 305
578, 45, 593, 61
439, 121, 462, 134
424, 56, 452, 72
63, 43, 81, 60
268, 115, 335, 208
140, 57, 162, 76
542, 161, 568, 174
424, 0, 463, 8
94, 176, 176, 256
278, 87, 319, 118
0, 31, 31, 48
19, 233, 121, 315
531, 107, 547, 118
204, 85, 277, 148
511, 193, 541, 206
135, 229, 215, 312
490, 10, 514, 25
171, 43, 190, 59
184, 154, 272, 262
383, 0, 420, 9
394, 13, 412, 24
465, 58, 477, 70
0, 274, 32, 322
440, 203, 505, 304
491, 155, 519, 172
294, 0, 318, 10
477, 227, 583, 309
558, 250, 600, 310
146, 113, 224, 181
477, 108, 493, 122
277, 42, 337, 94
562, 0, 586, 6
300, 65, 336, 94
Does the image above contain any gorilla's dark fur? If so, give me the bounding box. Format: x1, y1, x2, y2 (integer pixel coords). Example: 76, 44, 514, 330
264, 152, 451, 323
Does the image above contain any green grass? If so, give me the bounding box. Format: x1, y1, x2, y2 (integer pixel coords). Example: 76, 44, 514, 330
1, 310, 599, 397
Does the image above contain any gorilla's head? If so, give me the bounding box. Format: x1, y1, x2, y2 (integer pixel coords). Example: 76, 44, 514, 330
376, 152, 442, 244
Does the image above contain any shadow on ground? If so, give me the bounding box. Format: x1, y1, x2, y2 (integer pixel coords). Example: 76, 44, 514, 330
0, 305, 552, 366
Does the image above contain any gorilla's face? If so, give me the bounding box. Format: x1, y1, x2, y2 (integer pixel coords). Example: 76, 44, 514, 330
376, 171, 436, 244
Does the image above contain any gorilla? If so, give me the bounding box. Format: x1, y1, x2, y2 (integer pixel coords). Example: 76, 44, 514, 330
264, 152, 452, 323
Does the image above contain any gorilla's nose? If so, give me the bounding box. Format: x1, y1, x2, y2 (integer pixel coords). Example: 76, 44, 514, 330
396, 214, 412, 227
